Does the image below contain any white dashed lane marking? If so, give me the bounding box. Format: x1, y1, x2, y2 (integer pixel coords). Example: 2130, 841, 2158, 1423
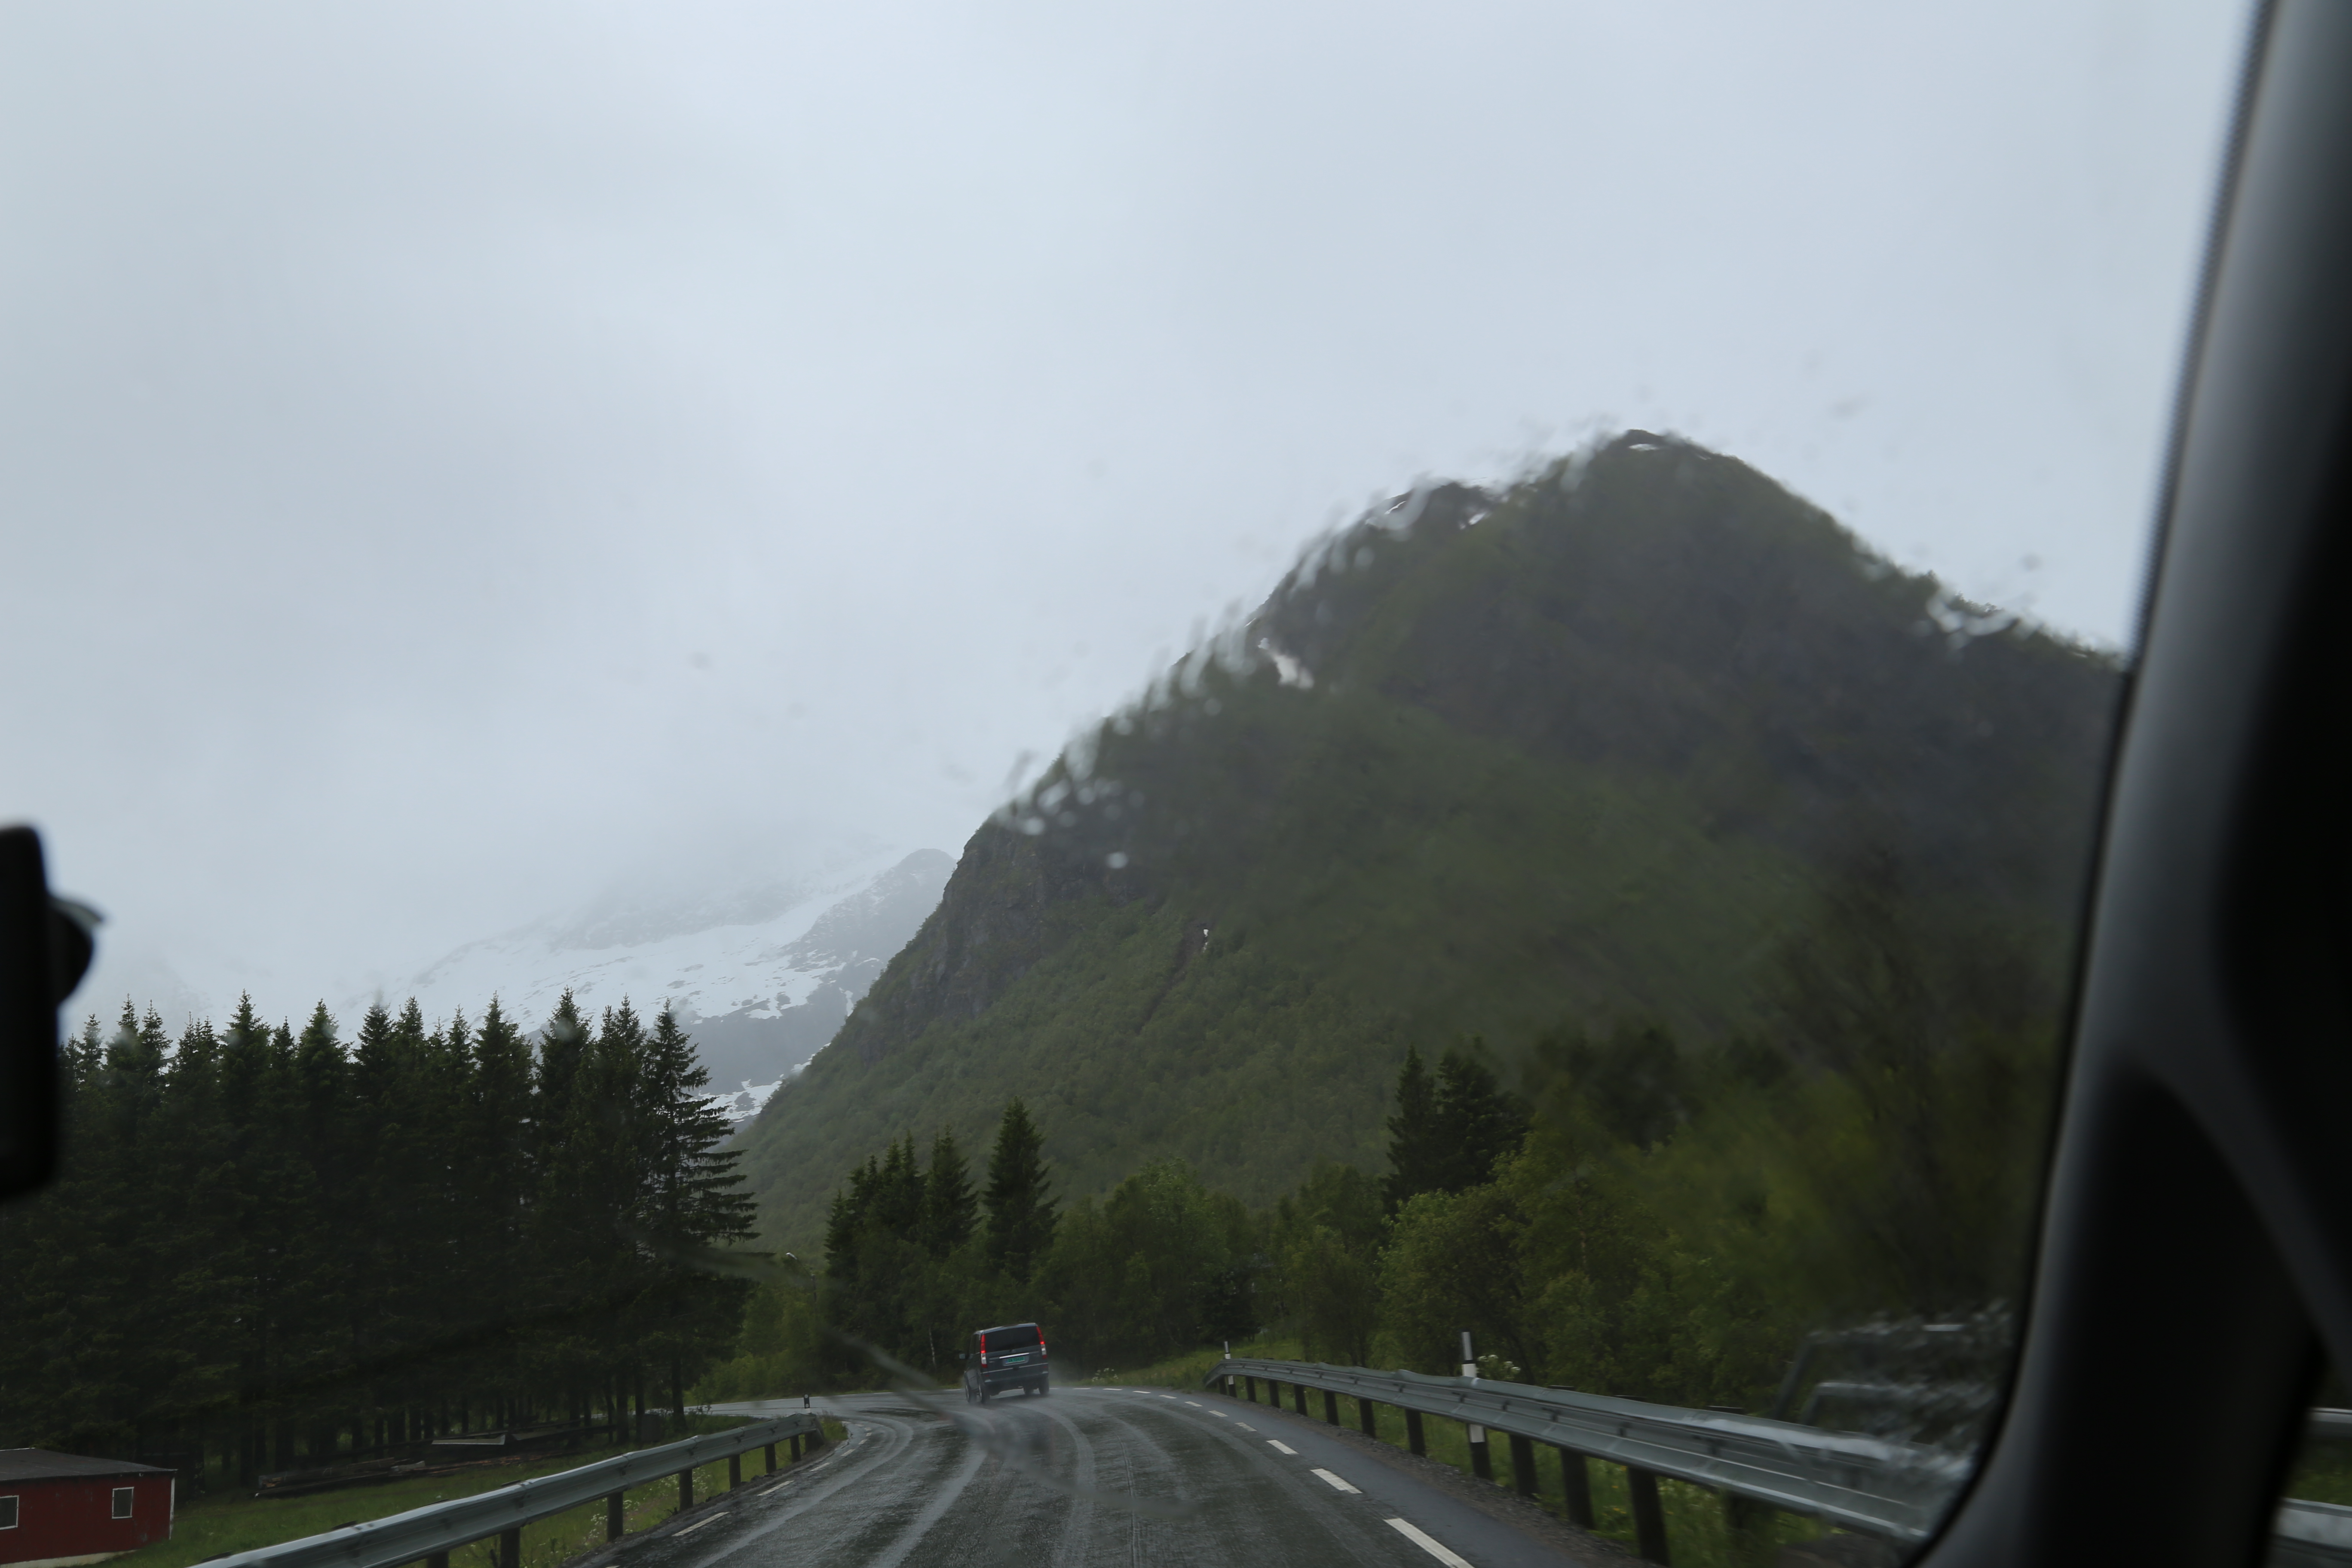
1234, 1423, 1256, 1432
1311, 1469, 1359, 1494
1209, 1411, 1228, 1419
1267, 1439, 1298, 1455
1183, 1400, 1203, 1407
1387, 1518, 1474, 1568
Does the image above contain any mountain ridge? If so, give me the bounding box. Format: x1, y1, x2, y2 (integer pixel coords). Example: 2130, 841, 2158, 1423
738, 432, 2121, 1250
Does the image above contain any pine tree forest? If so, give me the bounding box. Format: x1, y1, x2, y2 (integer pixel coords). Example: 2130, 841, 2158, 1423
0, 990, 754, 1485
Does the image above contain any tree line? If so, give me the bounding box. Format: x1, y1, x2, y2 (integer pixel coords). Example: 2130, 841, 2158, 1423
0, 991, 753, 1483
706, 854, 2055, 1425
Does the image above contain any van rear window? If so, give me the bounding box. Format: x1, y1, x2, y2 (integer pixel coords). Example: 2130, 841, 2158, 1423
988, 1325, 1041, 1349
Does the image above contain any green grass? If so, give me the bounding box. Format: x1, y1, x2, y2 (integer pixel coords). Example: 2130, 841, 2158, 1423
1083, 1335, 1302, 1389
2286, 1439, 2352, 1507
119, 1416, 848, 1568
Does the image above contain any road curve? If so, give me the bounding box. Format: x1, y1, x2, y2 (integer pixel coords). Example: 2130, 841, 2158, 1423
606, 1386, 1597, 1568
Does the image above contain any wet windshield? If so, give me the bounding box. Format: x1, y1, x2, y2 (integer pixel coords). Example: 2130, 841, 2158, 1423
0, 3, 2255, 1567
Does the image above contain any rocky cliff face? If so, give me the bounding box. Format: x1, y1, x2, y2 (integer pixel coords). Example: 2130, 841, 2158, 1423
833, 826, 1142, 1063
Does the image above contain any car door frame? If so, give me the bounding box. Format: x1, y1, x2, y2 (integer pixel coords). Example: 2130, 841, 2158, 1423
1921, 1, 2352, 1563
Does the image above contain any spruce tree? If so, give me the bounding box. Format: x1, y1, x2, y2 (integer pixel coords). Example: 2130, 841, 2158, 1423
530, 1002, 648, 1425
1383, 1043, 1528, 1207
983, 1099, 1057, 1283
869, 1134, 924, 1244
824, 1158, 876, 1282
637, 1007, 755, 1415
921, 1129, 978, 1258
640, 1006, 755, 1252
283, 1004, 352, 1458
96, 1004, 198, 1450
1381, 1046, 1445, 1213
534, 990, 591, 1144
465, 998, 535, 1421
1433, 1041, 1526, 1191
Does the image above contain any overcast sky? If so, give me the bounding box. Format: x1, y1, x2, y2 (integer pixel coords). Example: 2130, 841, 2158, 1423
1, 0, 2249, 1027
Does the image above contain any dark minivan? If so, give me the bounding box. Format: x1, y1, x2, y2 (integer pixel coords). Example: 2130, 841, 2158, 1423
962, 1321, 1049, 1402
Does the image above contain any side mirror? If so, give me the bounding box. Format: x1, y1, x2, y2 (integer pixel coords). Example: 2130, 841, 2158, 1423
1, 827, 96, 1201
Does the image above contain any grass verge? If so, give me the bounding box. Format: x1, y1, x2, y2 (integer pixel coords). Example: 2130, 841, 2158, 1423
116, 1415, 848, 1568
1084, 1337, 1302, 1389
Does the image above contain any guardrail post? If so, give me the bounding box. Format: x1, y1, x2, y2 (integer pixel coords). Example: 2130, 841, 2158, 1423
1556, 1447, 1593, 1529
1508, 1433, 1536, 1498
1322, 1390, 1339, 1426
498, 1527, 521, 1568
1292, 1383, 1308, 1417
1246, 1376, 1257, 1403
1626, 1467, 1669, 1564
764, 1442, 776, 1473
1469, 1428, 1493, 1482
789, 1433, 801, 1460
606, 1491, 624, 1542
1405, 1408, 1426, 1456
728, 1454, 741, 1489
1723, 1495, 1775, 1565
678, 1466, 694, 1512
1359, 1398, 1377, 1439
427, 1554, 448, 1568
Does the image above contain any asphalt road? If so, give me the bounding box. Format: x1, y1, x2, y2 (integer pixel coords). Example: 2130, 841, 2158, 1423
612, 1386, 1591, 1568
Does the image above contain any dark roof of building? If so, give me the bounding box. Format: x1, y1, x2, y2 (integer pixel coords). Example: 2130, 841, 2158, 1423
0, 1450, 172, 1483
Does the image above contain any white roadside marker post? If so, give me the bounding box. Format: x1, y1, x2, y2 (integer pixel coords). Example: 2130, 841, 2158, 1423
1461, 1331, 1494, 1482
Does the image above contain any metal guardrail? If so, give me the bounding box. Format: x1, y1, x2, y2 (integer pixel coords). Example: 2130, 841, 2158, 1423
1205, 1357, 1962, 1544
203, 1412, 823, 1568
2276, 1500, 2352, 1568
1209, 1359, 2352, 1566
175, 1378, 2352, 1568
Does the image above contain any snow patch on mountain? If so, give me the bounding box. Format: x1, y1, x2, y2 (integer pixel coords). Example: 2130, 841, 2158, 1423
378, 847, 955, 1120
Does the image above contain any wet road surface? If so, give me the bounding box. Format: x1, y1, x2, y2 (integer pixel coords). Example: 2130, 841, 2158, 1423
613, 1387, 1586, 1568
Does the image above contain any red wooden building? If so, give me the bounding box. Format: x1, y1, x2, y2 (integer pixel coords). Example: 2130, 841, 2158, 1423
0, 1452, 174, 1567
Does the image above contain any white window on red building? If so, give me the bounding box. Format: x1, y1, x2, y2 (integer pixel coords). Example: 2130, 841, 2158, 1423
110, 1488, 132, 1519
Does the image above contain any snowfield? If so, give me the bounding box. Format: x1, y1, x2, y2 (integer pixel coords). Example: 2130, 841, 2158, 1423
371, 847, 954, 1121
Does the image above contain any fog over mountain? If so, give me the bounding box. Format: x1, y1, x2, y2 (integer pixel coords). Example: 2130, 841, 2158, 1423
373, 848, 954, 1110
4, 3, 2242, 1039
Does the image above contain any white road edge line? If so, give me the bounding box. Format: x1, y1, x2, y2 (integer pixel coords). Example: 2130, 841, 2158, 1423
1235, 1423, 1256, 1432
1268, 1439, 1298, 1455
1387, 1518, 1473, 1568
757, 1482, 792, 1496
674, 1513, 725, 1537
1312, 1469, 1360, 1494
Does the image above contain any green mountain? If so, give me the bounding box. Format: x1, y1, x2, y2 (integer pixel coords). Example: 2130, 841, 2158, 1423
737, 432, 2122, 1252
